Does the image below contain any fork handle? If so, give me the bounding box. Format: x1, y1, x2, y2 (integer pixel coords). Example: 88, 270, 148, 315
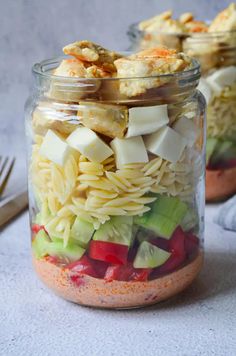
0, 191, 28, 228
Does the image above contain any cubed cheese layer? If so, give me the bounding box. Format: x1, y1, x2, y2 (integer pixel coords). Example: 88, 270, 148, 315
39, 129, 70, 166
173, 116, 197, 147
67, 127, 113, 163
110, 136, 149, 169
126, 104, 169, 138
144, 126, 187, 163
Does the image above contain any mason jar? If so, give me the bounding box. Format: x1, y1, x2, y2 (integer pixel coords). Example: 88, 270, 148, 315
128, 26, 236, 201
25, 56, 205, 309
183, 31, 236, 201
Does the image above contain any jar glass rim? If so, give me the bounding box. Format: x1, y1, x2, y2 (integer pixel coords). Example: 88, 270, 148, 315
128, 22, 236, 39
32, 55, 200, 82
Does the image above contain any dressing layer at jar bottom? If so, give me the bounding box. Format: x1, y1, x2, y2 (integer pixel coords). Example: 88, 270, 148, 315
33, 251, 203, 309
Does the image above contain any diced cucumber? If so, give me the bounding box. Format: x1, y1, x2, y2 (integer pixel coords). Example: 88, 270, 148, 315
152, 195, 188, 225
47, 241, 85, 262
34, 200, 52, 226
70, 217, 94, 248
135, 195, 188, 239
32, 230, 85, 262
93, 216, 133, 246
32, 230, 50, 259
133, 241, 171, 268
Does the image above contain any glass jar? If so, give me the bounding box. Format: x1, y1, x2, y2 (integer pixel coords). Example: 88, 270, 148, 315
25, 57, 205, 309
183, 31, 236, 201
128, 26, 236, 201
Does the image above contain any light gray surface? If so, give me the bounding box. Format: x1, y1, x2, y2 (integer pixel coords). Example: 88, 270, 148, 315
0, 0, 231, 155
0, 206, 236, 356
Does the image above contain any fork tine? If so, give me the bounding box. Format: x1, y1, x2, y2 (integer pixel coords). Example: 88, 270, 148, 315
0, 157, 8, 176
0, 157, 15, 196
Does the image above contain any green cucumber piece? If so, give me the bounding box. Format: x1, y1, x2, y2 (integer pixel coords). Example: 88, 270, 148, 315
135, 195, 188, 239
206, 137, 218, 164
134, 241, 171, 268
93, 216, 133, 246
32, 230, 85, 262
34, 201, 52, 226
70, 217, 94, 248
152, 195, 188, 225
137, 214, 177, 239
32, 230, 50, 259
47, 241, 85, 262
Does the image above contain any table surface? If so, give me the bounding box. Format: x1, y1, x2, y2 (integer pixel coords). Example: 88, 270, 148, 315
0, 206, 236, 356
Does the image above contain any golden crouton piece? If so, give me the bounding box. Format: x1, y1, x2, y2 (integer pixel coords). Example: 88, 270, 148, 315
185, 20, 208, 33
50, 58, 110, 102
54, 59, 110, 79
63, 40, 122, 73
179, 12, 194, 24
139, 10, 173, 30
209, 3, 236, 32
180, 13, 208, 33
77, 102, 128, 138
114, 47, 192, 97
32, 103, 78, 137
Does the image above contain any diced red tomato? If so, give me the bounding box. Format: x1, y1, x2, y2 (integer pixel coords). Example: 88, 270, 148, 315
89, 241, 128, 265
67, 255, 109, 279
104, 264, 151, 282
32, 224, 45, 234
155, 226, 186, 275
70, 275, 85, 287
185, 233, 199, 257
67, 256, 98, 278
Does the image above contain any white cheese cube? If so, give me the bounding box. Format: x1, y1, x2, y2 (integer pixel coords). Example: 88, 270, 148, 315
110, 136, 149, 169
144, 126, 187, 163
206, 66, 236, 94
173, 116, 197, 147
197, 78, 212, 104
66, 127, 113, 163
39, 129, 70, 166
126, 104, 169, 138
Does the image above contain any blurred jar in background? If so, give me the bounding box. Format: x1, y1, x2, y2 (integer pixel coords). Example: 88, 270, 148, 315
128, 4, 236, 201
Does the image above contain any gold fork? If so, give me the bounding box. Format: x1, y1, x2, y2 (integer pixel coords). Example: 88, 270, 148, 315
0, 156, 15, 197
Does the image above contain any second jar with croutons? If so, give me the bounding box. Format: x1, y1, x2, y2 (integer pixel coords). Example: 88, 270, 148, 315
25, 42, 205, 309
128, 4, 236, 201
184, 30, 236, 201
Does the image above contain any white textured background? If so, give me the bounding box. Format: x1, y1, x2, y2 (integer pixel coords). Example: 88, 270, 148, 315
0, 0, 231, 154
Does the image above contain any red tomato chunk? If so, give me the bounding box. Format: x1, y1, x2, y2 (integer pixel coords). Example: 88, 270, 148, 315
89, 241, 128, 265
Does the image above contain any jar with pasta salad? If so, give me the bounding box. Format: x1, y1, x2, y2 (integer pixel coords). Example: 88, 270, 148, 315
184, 30, 236, 201
128, 4, 236, 201
25, 41, 205, 308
